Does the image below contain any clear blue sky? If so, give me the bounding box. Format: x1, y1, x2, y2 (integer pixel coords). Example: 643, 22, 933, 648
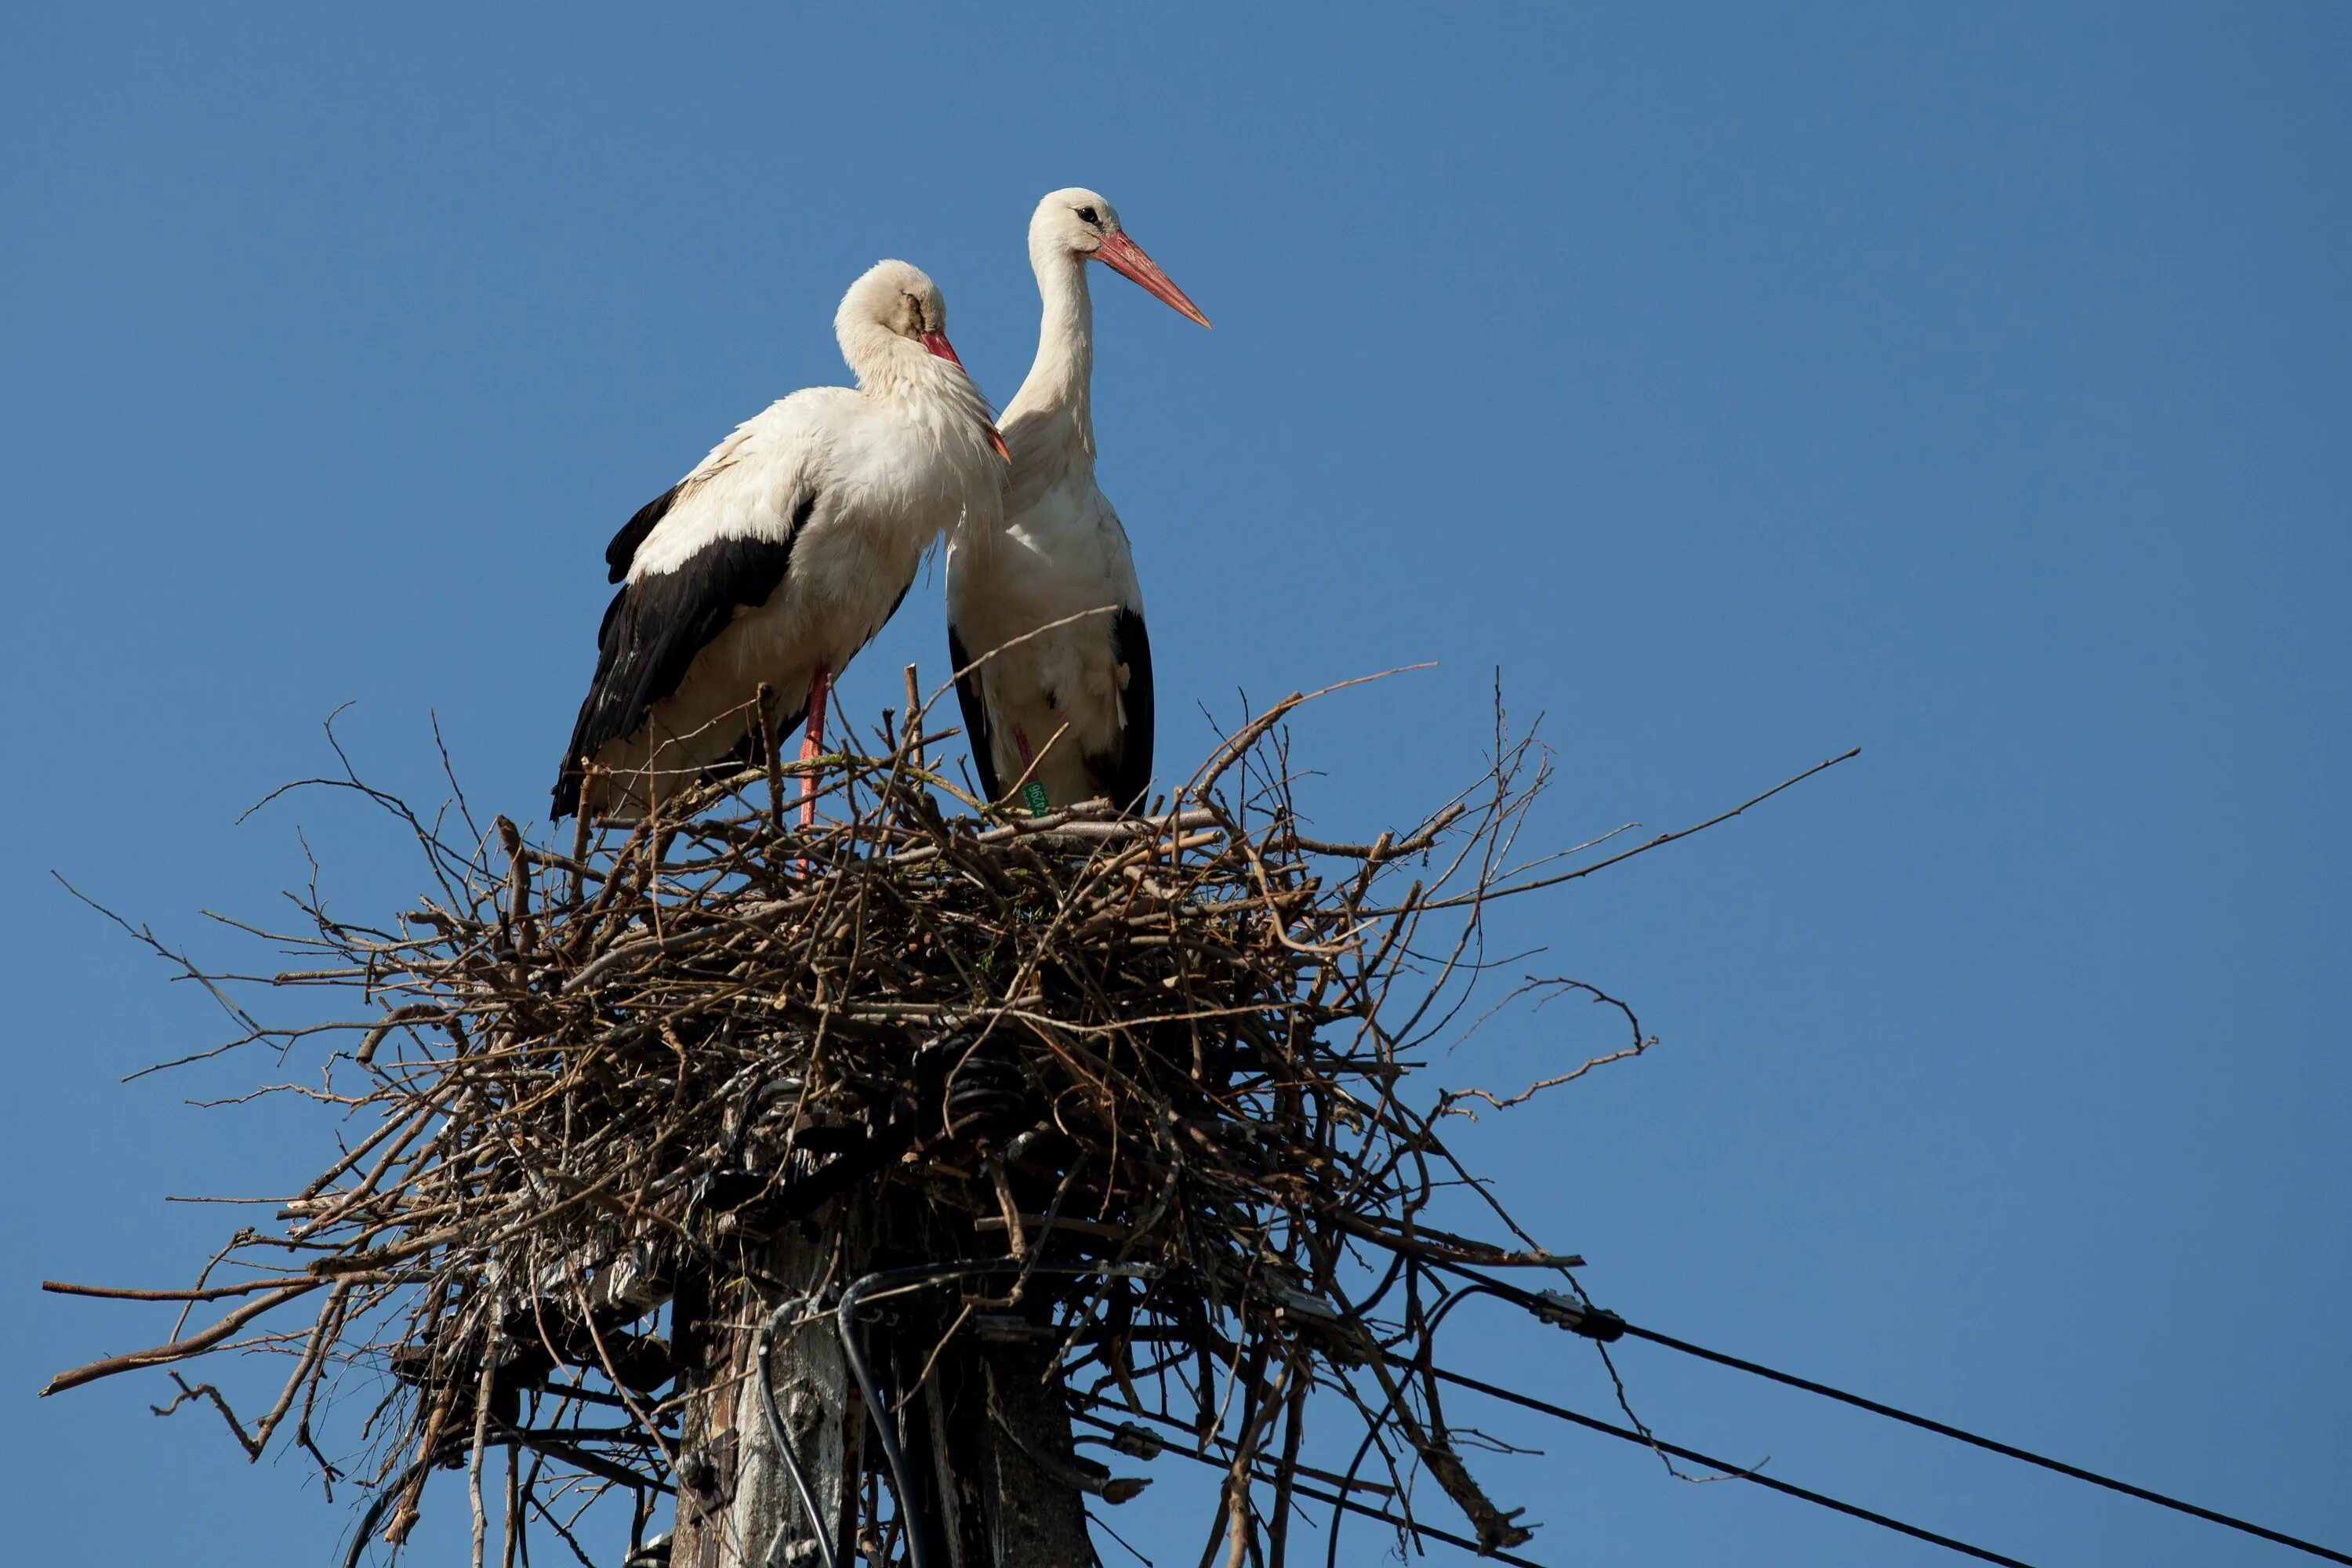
5, 4, 2345, 1564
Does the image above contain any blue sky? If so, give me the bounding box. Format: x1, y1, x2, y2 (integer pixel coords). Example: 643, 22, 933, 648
4, 4, 2346, 1564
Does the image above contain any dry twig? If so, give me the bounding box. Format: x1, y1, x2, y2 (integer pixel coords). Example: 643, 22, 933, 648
42, 684, 1847, 1564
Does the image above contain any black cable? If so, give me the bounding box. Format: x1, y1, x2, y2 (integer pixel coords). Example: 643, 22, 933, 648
1621, 1322, 2350, 1565
1419, 1279, 1512, 1341
1075, 1408, 1552, 1568
755, 1295, 839, 1568
339, 1421, 670, 1568
1323, 1417, 1386, 1568
845, 1265, 2015, 1568
837, 1263, 996, 1568
835, 1259, 1162, 1568
1440, 1262, 2352, 1566
1420, 1359, 2038, 1568
1289, 1475, 1550, 1568
340, 1439, 463, 1568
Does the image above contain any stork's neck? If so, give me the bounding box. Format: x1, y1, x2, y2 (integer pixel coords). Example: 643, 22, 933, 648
851, 331, 978, 408
1006, 247, 1094, 442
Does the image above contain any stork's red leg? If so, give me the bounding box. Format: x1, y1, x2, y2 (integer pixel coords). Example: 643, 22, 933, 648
798, 663, 830, 831
1011, 728, 1048, 816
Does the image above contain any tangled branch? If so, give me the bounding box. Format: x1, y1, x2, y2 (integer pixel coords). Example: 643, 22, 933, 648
42, 675, 1853, 1565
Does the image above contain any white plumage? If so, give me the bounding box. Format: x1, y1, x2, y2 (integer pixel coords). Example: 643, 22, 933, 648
945, 188, 1208, 811
555, 260, 1005, 822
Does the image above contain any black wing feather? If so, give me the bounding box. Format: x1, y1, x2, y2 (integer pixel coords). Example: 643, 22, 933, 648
1088, 608, 1155, 813
604, 483, 682, 584
551, 531, 798, 817
945, 621, 1004, 804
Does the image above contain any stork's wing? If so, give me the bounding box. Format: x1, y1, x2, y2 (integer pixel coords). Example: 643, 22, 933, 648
550, 495, 811, 818
601, 417, 767, 583
602, 482, 680, 583
946, 619, 1005, 804
1087, 608, 1155, 814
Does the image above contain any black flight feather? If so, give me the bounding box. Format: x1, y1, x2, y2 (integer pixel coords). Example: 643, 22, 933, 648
603, 482, 682, 584
946, 620, 1004, 804
552, 529, 799, 817
1088, 608, 1155, 813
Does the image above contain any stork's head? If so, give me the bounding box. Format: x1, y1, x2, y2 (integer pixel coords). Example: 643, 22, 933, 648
837, 258, 953, 356
837, 259, 1009, 459
1029, 187, 1211, 328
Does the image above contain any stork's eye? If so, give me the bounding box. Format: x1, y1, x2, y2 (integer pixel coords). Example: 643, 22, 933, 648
1075, 206, 1100, 226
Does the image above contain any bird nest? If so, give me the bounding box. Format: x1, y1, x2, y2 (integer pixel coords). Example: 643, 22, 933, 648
45, 673, 1710, 1567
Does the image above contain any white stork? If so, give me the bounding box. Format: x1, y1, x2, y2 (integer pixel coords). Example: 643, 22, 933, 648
554, 259, 1007, 823
943, 188, 1209, 814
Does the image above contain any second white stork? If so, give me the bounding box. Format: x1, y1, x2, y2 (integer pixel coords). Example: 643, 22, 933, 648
554, 259, 1007, 822
944, 188, 1209, 814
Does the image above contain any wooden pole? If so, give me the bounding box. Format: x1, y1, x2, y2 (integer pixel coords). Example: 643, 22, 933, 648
666, 1207, 1091, 1567
971, 1341, 1093, 1564
670, 1225, 857, 1568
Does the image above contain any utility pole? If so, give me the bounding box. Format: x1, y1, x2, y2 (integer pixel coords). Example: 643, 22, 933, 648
666, 1208, 1092, 1567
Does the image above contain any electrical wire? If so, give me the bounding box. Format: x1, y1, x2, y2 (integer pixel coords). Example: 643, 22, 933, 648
342, 1443, 459, 1568
836, 1263, 996, 1568
1621, 1321, 2351, 1565
1080, 1371, 2025, 1568
1417, 1359, 2038, 1568
753, 1295, 839, 1568
1288, 1475, 1550, 1568
833, 1259, 1162, 1568
1439, 1262, 2352, 1566
1073, 1408, 1552, 1568
802, 1261, 2041, 1568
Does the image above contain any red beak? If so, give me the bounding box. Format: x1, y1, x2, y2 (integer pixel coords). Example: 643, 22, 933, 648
1091, 231, 1212, 328
920, 328, 968, 369
921, 330, 1012, 462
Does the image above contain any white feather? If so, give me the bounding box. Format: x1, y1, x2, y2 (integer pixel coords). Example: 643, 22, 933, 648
947, 189, 1179, 808
570, 260, 1003, 818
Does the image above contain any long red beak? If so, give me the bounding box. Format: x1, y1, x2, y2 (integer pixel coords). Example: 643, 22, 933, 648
1092, 231, 1212, 328
920, 330, 1011, 462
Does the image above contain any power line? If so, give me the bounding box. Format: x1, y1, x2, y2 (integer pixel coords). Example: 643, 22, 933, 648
833, 1260, 1163, 1568
1290, 1474, 1545, 1568
755, 1296, 838, 1568
1620, 1320, 2352, 1565
1439, 1263, 2352, 1566
1074, 1408, 1553, 1568
1417, 1359, 2038, 1568
1080, 1378, 2024, 1568
815, 1257, 2345, 1568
